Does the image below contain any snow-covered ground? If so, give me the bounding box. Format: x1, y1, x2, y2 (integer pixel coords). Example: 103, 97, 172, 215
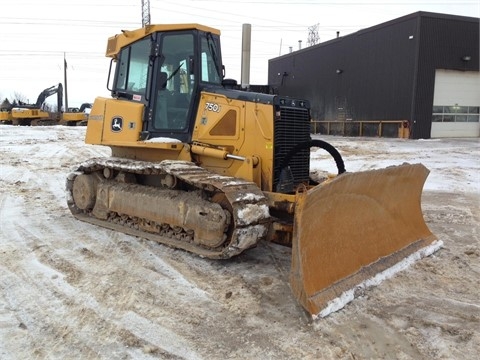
0, 126, 479, 359
310, 135, 480, 194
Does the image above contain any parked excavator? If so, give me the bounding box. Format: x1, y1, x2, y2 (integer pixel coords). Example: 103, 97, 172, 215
66, 24, 440, 318
0, 99, 13, 124
0, 109, 12, 124
11, 83, 63, 125
61, 103, 92, 126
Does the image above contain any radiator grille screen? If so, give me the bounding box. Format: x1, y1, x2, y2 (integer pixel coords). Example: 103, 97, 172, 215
273, 105, 311, 192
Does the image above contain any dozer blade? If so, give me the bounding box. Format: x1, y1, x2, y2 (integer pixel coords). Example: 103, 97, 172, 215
290, 163, 441, 319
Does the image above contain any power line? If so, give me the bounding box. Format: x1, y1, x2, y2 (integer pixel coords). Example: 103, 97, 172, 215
190, 0, 478, 3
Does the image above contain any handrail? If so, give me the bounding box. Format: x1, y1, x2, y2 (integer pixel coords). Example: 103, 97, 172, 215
310, 120, 410, 138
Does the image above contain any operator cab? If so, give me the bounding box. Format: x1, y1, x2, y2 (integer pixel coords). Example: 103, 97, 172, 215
109, 27, 224, 142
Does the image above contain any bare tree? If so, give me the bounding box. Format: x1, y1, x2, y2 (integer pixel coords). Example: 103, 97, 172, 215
13, 92, 29, 105
43, 103, 57, 112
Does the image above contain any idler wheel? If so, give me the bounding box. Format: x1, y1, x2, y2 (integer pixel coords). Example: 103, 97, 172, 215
72, 174, 97, 210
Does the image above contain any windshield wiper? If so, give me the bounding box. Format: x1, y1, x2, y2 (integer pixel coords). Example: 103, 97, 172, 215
206, 32, 222, 80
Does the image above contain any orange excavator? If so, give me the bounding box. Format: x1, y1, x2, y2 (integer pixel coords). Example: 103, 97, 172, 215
66, 24, 440, 318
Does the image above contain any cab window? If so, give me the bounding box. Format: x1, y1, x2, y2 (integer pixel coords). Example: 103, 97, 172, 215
153, 33, 194, 130
115, 38, 150, 95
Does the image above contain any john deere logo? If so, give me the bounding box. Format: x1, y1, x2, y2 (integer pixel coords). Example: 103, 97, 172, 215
111, 117, 123, 132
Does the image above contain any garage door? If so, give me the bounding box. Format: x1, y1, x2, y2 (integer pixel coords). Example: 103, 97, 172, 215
431, 70, 480, 138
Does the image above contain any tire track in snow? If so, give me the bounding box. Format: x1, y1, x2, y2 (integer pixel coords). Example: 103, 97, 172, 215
0, 225, 202, 360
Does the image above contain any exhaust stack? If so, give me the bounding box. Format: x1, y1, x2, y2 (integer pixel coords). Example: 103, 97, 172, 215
241, 23, 251, 89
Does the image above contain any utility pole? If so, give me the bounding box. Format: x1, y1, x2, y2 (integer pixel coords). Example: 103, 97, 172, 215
63, 52, 68, 112
141, 0, 151, 27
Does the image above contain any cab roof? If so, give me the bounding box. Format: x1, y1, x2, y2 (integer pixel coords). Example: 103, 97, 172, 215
106, 24, 221, 58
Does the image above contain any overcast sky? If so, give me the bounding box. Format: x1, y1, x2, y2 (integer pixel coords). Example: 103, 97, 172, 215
1, 0, 478, 107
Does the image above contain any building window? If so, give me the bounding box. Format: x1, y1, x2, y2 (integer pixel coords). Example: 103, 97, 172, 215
432, 105, 480, 123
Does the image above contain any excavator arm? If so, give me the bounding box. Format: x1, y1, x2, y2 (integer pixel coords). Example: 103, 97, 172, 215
35, 83, 63, 112
78, 103, 92, 112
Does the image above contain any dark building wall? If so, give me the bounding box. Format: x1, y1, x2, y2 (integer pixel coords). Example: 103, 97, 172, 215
269, 16, 420, 122
411, 14, 479, 138
268, 12, 479, 139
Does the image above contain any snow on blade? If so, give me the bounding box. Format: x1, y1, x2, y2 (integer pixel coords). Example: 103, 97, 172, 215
314, 240, 444, 320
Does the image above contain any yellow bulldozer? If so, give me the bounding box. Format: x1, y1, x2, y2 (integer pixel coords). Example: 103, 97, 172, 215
66, 24, 440, 318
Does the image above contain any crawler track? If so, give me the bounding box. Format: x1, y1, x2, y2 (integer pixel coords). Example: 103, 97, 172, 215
66, 158, 270, 259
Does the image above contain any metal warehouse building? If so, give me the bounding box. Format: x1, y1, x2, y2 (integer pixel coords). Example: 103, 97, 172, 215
268, 12, 479, 139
